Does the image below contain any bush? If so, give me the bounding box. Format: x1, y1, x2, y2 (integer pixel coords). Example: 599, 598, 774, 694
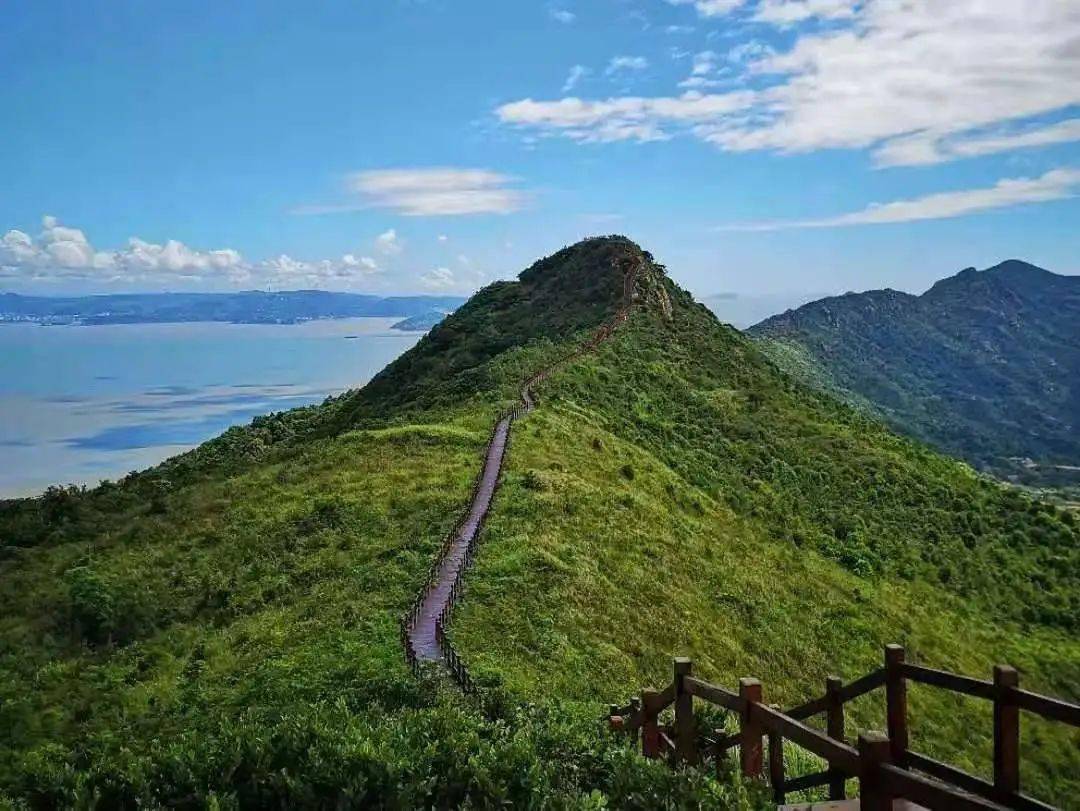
64, 566, 117, 645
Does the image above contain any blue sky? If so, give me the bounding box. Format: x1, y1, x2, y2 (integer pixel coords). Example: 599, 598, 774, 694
1, 0, 1077, 302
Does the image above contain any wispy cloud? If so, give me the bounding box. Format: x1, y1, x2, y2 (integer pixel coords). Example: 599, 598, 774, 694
874, 119, 1080, 167
664, 0, 745, 17
562, 64, 590, 93
605, 55, 649, 76
419, 264, 487, 293
497, 91, 755, 143
375, 228, 402, 255
751, 0, 857, 25
549, 6, 576, 24
501, 1, 1080, 166
718, 168, 1080, 231
347, 168, 526, 216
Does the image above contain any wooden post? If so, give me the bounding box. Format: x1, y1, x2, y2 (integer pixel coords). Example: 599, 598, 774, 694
673, 657, 698, 766
641, 688, 661, 759
993, 664, 1020, 800
629, 697, 641, 747
858, 731, 893, 811
825, 675, 846, 800
608, 704, 621, 732
768, 705, 785, 804
884, 644, 908, 764
739, 678, 763, 778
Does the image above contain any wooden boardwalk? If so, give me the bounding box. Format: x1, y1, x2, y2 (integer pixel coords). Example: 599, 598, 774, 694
401, 256, 642, 682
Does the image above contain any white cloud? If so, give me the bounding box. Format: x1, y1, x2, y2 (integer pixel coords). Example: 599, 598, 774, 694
719, 167, 1080, 231
419, 266, 456, 290
348, 168, 525, 216
549, 7, 576, 23
501, 1, 1080, 166
679, 50, 723, 88
665, 0, 745, 17
726, 39, 774, 64
419, 264, 487, 293
665, 24, 696, 34
874, 119, 1080, 167
496, 91, 756, 143
562, 64, 590, 93
375, 228, 403, 255
752, 0, 858, 25
0, 215, 382, 289
437, 234, 449, 242
605, 55, 649, 76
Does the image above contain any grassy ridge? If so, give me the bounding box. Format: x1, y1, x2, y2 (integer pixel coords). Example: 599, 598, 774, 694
1, 237, 1076, 807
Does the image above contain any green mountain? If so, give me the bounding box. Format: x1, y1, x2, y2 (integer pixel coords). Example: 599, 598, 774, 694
1, 239, 1077, 808
749, 261, 1080, 487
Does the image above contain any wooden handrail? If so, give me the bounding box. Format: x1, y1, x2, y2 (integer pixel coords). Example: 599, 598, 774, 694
880, 764, 1010, 811
904, 752, 1055, 811
753, 703, 861, 776
607, 645, 1078, 810
836, 666, 886, 704
684, 675, 741, 711
903, 663, 997, 700
1010, 687, 1080, 726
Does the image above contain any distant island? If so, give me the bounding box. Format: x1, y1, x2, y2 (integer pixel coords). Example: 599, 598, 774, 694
0, 290, 466, 328
390, 309, 451, 332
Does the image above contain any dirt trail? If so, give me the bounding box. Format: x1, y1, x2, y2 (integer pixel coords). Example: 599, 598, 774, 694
405, 260, 641, 665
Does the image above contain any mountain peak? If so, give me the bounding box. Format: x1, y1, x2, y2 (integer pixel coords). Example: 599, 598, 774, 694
338, 235, 670, 422
924, 259, 1059, 299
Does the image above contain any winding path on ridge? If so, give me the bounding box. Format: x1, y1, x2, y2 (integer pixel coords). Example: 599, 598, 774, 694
405, 261, 641, 668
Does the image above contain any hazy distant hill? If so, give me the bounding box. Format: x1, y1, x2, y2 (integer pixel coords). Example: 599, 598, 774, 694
0, 290, 465, 326
750, 261, 1080, 484
703, 290, 829, 329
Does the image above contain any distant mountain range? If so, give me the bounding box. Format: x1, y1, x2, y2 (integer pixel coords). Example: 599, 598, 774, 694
750, 260, 1080, 484
0, 290, 466, 327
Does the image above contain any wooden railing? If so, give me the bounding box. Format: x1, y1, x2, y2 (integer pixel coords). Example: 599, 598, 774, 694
609, 645, 1079, 810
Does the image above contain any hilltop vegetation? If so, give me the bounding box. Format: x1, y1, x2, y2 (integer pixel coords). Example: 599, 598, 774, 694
750, 261, 1080, 487
0, 238, 1077, 807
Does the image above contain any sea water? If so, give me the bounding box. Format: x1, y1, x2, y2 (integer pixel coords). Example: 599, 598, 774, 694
0, 318, 421, 498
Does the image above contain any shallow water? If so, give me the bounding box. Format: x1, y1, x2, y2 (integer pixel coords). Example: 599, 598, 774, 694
0, 318, 420, 498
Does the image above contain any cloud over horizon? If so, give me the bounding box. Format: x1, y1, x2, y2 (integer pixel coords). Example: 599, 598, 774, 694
0, 216, 384, 290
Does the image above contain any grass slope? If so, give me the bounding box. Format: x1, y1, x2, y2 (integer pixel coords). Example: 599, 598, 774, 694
0, 238, 1076, 808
